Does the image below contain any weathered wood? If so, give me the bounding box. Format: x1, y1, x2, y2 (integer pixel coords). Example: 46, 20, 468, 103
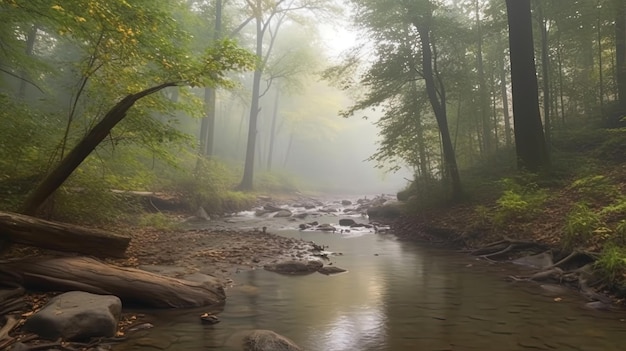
0, 211, 130, 258
0, 256, 225, 308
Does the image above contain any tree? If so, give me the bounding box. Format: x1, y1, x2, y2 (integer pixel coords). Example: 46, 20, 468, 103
237, 0, 337, 191
505, 0, 549, 172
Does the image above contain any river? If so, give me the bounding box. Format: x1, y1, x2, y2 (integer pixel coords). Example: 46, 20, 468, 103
114, 207, 626, 351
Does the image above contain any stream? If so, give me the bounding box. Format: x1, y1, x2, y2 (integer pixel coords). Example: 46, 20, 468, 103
113, 199, 626, 351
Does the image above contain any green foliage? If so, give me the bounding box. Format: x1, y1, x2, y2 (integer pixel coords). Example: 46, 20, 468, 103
137, 212, 180, 231
594, 245, 626, 288
613, 220, 626, 246
600, 197, 626, 219
472, 205, 492, 228
562, 203, 606, 249
569, 175, 618, 203
493, 178, 547, 226
173, 157, 255, 214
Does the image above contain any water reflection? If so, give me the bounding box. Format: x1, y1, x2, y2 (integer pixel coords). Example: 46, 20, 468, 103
116, 230, 626, 351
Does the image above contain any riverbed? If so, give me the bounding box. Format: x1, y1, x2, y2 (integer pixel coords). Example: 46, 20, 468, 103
114, 205, 626, 351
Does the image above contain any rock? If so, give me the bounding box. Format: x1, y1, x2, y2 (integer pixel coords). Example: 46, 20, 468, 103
264, 260, 323, 275
341, 200, 352, 206
263, 204, 283, 212
23, 291, 121, 341
273, 209, 292, 218
293, 213, 308, 219
8, 343, 29, 351
298, 223, 310, 230
318, 266, 347, 275
317, 223, 336, 232
255, 209, 271, 217
319, 207, 339, 213
367, 201, 404, 219
338, 218, 356, 226
512, 251, 553, 269
227, 330, 303, 351
303, 203, 317, 209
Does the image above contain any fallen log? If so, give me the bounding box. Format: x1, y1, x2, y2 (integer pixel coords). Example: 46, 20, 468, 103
0, 256, 225, 308
0, 211, 130, 258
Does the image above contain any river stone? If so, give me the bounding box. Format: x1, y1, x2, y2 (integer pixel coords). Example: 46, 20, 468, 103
227, 330, 302, 351
318, 266, 347, 275
338, 218, 356, 226
273, 209, 292, 218
23, 291, 121, 341
264, 260, 323, 275
512, 251, 553, 269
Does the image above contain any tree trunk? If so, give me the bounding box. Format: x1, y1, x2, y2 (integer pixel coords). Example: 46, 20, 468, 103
20, 82, 178, 215
413, 16, 463, 199
267, 88, 280, 171
0, 211, 129, 258
238, 15, 264, 191
505, 0, 549, 172
616, 0, 626, 107
475, 0, 492, 156
0, 256, 225, 308
539, 5, 552, 155
199, 0, 223, 157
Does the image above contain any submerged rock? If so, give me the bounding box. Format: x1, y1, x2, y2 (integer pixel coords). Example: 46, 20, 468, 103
338, 218, 356, 226
264, 260, 323, 275
318, 266, 347, 275
226, 329, 303, 351
512, 251, 553, 269
23, 291, 121, 341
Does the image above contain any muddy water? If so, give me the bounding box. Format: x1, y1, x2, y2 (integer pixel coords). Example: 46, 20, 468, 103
115, 215, 626, 351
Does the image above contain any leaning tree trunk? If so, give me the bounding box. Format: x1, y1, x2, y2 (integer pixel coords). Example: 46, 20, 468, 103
20, 82, 178, 216
413, 17, 463, 200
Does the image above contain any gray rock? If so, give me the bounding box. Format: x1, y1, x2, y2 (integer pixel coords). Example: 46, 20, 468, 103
317, 223, 336, 232
23, 291, 121, 341
263, 204, 283, 212
264, 260, 323, 275
273, 209, 292, 218
338, 218, 356, 226
226, 330, 302, 351
367, 201, 404, 219
512, 251, 553, 269
341, 200, 352, 206
318, 266, 347, 275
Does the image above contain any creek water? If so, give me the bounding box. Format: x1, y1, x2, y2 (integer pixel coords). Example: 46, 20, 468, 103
114, 211, 626, 351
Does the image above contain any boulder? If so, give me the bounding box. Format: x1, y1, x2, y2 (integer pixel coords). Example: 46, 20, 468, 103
255, 209, 271, 217
338, 218, 356, 226
367, 201, 404, 219
23, 291, 121, 341
273, 209, 292, 218
264, 260, 323, 275
263, 204, 283, 212
227, 330, 303, 351
317, 223, 336, 232
293, 213, 308, 219
341, 200, 352, 206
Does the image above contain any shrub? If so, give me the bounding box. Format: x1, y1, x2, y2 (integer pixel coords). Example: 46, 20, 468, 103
594, 244, 626, 287
569, 175, 618, 203
493, 178, 547, 227
562, 203, 605, 249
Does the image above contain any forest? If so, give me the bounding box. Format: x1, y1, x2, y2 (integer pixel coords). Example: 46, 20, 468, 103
1, 0, 626, 349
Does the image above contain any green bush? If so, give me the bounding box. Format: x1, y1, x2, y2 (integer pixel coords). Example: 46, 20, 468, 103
493, 178, 548, 226
562, 203, 605, 249
594, 244, 626, 287
569, 175, 618, 203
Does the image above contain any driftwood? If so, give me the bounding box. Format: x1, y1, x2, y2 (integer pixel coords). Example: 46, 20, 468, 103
0, 256, 225, 308
0, 211, 130, 258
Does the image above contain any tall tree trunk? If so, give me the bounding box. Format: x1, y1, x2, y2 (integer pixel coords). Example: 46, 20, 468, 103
505, 0, 549, 172
615, 0, 626, 107
267, 88, 280, 171
412, 15, 463, 199
539, 4, 552, 155
18, 25, 37, 100
20, 82, 178, 215
597, 5, 604, 113
499, 43, 513, 148
199, 0, 222, 156
475, 0, 492, 156
238, 15, 264, 191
